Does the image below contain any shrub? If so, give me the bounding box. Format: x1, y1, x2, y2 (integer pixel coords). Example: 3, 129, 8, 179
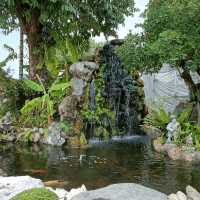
10, 188, 58, 200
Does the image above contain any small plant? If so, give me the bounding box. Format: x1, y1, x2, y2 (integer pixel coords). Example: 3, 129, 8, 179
143, 107, 170, 131
21, 75, 70, 126
10, 188, 58, 200
176, 106, 192, 126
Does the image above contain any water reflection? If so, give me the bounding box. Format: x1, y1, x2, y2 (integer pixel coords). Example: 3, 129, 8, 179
0, 136, 199, 194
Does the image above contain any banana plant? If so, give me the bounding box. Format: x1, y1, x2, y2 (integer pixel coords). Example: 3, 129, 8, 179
21, 74, 70, 124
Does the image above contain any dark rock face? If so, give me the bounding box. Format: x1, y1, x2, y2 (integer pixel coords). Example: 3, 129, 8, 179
100, 40, 145, 133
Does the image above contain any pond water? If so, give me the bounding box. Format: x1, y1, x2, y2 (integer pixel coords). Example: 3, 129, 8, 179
0, 135, 200, 195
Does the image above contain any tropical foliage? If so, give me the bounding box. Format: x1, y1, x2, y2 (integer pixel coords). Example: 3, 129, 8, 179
0, 0, 135, 79
21, 75, 70, 126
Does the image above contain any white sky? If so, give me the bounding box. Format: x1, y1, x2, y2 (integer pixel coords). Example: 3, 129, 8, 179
0, 0, 148, 78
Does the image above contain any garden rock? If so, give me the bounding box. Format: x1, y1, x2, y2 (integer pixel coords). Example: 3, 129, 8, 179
59, 95, 79, 121
71, 183, 167, 200
167, 146, 182, 160
72, 77, 87, 96
0, 112, 13, 133
69, 62, 99, 81
33, 132, 41, 143
186, 185, 200, 200
141, 125, 162, 139
176, 191, 187, 200
45, 122, 65, 146
168, 194, 179, 200
0, 176, 44, 200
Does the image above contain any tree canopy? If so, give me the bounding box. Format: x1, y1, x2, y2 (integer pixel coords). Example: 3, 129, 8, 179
117, 0, 200, 123
118, 0, 200, 97
0, 0, 135, 79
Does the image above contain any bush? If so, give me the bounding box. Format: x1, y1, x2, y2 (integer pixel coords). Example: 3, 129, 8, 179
10, 188, 58, 200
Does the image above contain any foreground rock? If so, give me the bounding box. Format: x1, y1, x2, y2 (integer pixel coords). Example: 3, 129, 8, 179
0, 176, 44, 200
72, 183, 167, 200
168, 185, 200, 200
153, 139, 200, 162
0, 176, 86, 200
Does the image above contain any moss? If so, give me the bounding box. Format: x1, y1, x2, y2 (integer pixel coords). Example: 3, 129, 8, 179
103, 128, 110, 141
10, 188, 58, 200
80, 133, 87, 146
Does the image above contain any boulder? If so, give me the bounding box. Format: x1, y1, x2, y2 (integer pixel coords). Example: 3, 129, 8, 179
45, 122, 65, 146
141, 125, 162, 139
186, 185, 200, 200
59, 95, 79, 121
176, 191, 187, 200
167, 146, 182, 160
168, 194, 179, 200
0, 176, 44, 200
72, 77, 87, 97
71, 183, 167, 200
69, 62, 99, 81
0, 112, 14, 133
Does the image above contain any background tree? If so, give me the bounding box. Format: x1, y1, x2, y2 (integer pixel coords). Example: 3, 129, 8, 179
118, 0, 200, 124
0, 0, 135, 79
19, 26, 24, 80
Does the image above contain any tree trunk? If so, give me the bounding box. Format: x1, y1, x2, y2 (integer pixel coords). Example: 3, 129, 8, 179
179, 62, 200, 124
19, 26, 24, 80
28, 32, 41, 80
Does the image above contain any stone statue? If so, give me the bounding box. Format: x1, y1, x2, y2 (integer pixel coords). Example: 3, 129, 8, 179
166, 115, 180, 144
186, 134, 194, 147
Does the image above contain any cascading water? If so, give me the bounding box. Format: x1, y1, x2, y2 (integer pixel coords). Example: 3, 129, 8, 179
89, 79, 96, 110
100, 39, 145, 134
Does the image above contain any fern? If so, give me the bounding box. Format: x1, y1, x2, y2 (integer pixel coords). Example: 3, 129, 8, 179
177, 106, 192, 126
144, 107, 170, 130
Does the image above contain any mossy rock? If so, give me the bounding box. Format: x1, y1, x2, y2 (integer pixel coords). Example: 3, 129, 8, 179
10, 188, 59, 200
80, 133, 87, 146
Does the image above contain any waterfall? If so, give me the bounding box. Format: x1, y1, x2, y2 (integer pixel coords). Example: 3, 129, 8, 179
100, 39, 143, 134
89, 79, 96, 110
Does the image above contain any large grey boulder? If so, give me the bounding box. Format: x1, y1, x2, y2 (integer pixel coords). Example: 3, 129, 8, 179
71, 183, 167, 200
0, 176, 44, 200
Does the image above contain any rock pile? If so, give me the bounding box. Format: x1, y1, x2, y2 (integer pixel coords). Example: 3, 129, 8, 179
153, 140, 200, 162
168, 185, 200, 200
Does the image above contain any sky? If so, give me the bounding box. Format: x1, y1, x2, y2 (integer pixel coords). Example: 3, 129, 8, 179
0, 0, 148, 79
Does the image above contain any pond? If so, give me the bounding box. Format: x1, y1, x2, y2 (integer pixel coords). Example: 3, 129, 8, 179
0, 135, 200, 195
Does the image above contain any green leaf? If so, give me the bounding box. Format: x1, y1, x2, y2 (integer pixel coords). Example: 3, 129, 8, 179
49, 82, 71, 92
20, 97, 43, 114
66, 39, 79, 63
24, 80, 43, 92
